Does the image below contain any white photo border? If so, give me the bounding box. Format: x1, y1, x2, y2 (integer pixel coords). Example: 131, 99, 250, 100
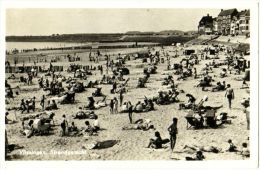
0, 0, 259, 170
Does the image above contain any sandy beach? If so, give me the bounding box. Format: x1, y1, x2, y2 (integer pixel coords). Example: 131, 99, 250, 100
5, 37, 250, 160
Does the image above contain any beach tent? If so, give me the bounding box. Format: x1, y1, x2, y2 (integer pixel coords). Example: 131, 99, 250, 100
136, 51, 149, 59
184, 49, 196, 55
209, 47, 216, 55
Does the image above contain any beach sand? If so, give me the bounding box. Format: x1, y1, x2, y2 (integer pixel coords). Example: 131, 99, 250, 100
5, 44, 250, 160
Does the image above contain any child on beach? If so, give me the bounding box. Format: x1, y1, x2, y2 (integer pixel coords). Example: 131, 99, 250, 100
226, 139, 238, 152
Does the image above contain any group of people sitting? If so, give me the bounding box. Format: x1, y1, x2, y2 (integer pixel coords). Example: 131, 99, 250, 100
72, 108, 97, 119
20, 112, 55, 138
39, 76, 64, 95
120, 98, 155, 113
196, 75, 214, 90
66, 81, 85, 93
100, 75, 116, 85
137, 74, 150, 88
162, 75, 174, 86
45, 100, 58, 111
20, 98, 36, 113
154, 89, 179, 105
65, 116, 101, 137
133, 99, 155, 113
211, 81, 226, 92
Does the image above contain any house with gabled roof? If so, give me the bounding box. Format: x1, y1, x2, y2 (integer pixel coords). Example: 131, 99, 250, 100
217, 8, 239, 35
238, 9, 250, 36
198, 14, 214, 35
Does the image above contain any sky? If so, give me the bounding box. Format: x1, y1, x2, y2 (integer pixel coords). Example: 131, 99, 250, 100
6, 8, 223, 36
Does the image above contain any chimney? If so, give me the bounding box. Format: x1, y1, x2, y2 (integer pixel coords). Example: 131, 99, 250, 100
207, 13, 209, 17
221, 9, 223, 11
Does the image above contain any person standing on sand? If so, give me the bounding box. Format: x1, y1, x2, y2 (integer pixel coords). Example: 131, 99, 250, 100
225, 84, 234, 109
40, 95, 45, 111
127, 102, 133, 124
114, 97, 119, 114
119, 90, 124, 107
168, 118, 178, 152
60, 114, 68, 137
100, 65, 103, 75
112, 81, 117, 94
93, 115, 100, 133
109, 99, 114, 114
193, 67, 197, 79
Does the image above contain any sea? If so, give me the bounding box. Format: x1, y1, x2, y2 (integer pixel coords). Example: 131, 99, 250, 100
6, 42, 159, 51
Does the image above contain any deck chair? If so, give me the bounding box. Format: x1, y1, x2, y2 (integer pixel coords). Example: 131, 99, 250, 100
185, 111, 203, 129
205, 110, 217, 128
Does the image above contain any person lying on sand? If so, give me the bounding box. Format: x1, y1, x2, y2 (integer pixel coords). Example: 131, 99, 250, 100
122, 119, 155, 131
182, 144, 222, 154
94, 97, 107, 109
147, 131, 169, 149
216, 112, 232, 125
211, 81, 226, 92
72, 108, 97, 119
185, 151, 205, 161
84, 96, 107, 110
195, 95, 223, 111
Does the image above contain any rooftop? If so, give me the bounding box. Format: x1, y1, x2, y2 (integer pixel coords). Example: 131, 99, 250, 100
218, 8, 238, 16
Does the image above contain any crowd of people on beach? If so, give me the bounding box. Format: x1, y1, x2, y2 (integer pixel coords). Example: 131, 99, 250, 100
5, 41, 250, 160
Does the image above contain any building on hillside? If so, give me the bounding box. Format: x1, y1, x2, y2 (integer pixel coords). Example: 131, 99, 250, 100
198, 14, 214, 35
217, 8, 238, 35
238, 9, 250, 36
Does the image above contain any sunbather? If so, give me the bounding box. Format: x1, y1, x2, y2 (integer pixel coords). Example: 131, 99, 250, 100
185, 151, 205, 161
147, 131, 169, 149
122, 119, 155, 131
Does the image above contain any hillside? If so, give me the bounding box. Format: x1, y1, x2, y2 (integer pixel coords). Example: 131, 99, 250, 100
6, 31, 197, 45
